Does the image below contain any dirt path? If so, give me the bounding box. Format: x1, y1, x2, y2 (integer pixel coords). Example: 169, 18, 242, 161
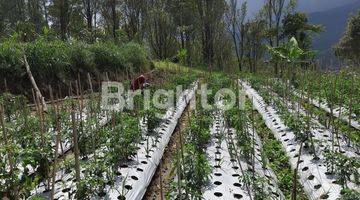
143, 105, 193, 200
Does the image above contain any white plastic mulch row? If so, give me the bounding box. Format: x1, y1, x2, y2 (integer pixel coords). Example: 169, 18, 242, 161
107, 81, 198, 199
203, 110, 252, 200
31, 81, 199, 200
244, 124, 286, 200
240, 81, 357, 200
203, 109, 285, 200
267, 87, 360, 157
291, 86, 359, 130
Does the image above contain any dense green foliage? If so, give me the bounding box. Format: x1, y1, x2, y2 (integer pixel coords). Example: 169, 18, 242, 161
0, 37, 150, 93
334, 11, 360, 64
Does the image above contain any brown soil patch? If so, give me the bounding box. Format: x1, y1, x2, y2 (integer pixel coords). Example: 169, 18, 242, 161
143, 105, 193, 200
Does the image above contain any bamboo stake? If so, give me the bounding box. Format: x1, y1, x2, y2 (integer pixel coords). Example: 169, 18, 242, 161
23, 54, 47, 110
0, 104, 18, 199
4, 78, 8, 92
291, 141, 304, 200
87, 73, 94, 94
70, 83, 81, 183
50, 86, 61, 200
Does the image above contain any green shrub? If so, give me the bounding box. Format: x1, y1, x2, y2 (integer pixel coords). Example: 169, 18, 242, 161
0, 39, 150, 93
120, 42, 149, 72
0, 40, 23, 76
89, 42, 125, 72
69, 41, 95, 74
25, 39, 71, 80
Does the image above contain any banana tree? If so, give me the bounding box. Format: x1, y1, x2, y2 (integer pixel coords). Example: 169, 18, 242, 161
267, 37, 315, 85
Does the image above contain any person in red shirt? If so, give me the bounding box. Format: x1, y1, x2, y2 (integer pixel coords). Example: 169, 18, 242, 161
130, 75, 149, 91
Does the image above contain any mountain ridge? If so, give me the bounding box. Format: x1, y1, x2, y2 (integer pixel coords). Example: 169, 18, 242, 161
309, 1, 360, 59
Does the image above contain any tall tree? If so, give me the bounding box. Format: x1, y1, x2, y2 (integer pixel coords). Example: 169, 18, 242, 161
244, 19, 266, 73
123, 0, 146, 41
146, 0, 176, 59
28, 0, 45, 33
226, 0, 247, 71
195, 0, 227, 68
42, 0, 50, 28
59, 0, 70, 40
82, 0, 94, 31
264, 0, 296, 47
334, 11, 360, 65
282, 12, 323, 50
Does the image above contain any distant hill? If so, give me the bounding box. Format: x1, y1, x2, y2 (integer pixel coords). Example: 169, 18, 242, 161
243, 0, 358, 18
297, 0, 358, 13
308, 1, 360, 59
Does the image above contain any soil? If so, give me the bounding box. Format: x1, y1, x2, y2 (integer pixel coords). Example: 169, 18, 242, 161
143, 104, 193, 200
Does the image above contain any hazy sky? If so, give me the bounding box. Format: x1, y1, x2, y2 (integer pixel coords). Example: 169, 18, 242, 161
242, 0, 359, 17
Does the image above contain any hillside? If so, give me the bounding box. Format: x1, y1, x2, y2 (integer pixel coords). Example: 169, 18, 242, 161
309, 1, 360, 58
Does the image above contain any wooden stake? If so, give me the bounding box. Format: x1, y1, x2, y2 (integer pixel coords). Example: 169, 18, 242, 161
70, 84, 81, 183
23, 54, 47, 110
50, 85, 61, 200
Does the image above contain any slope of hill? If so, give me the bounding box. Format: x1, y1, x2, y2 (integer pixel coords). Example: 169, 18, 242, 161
297, 0, 358, 13
244, 0, 358, 18
309, 1, 360, 58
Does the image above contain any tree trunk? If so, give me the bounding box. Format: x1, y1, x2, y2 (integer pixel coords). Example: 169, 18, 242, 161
84, 0, 92, 31
59, 0, 69, 40
42, 0, 49, 27
110, 0, 118, 39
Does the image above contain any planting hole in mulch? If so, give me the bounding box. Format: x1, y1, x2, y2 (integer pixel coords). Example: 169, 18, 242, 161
312, 156, 320, 161
214, 181, 222, 185
214, 173, 222, 176
232, 166, 239, 170
233, 183, 242, 187
141, 161, 148, 164
325, 171, 333, 175
272, 192, 280, 197
314, 184, 322, 189
214, 192, 223, 197
62, 188, 71, 193
302, 167, 309, 171
232, 174, 240, 177
320, 194, 329, 199
137, 168, 143, 172
125, 185, 133, 190
308, 175, 315, 180
99, 191, 106, 197
131, 176, 138, 180
234, 193, 243, 199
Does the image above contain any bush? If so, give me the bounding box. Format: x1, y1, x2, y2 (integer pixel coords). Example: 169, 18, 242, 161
0, 40, 23, 76
69, 41, 95, 75
25, 39, 71, 81
120, 42, 149, 72
89, 42, 125, 72
0, 39, 150, 94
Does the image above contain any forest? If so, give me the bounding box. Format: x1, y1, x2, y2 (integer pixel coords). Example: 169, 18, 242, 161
0, 0, 359, 200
